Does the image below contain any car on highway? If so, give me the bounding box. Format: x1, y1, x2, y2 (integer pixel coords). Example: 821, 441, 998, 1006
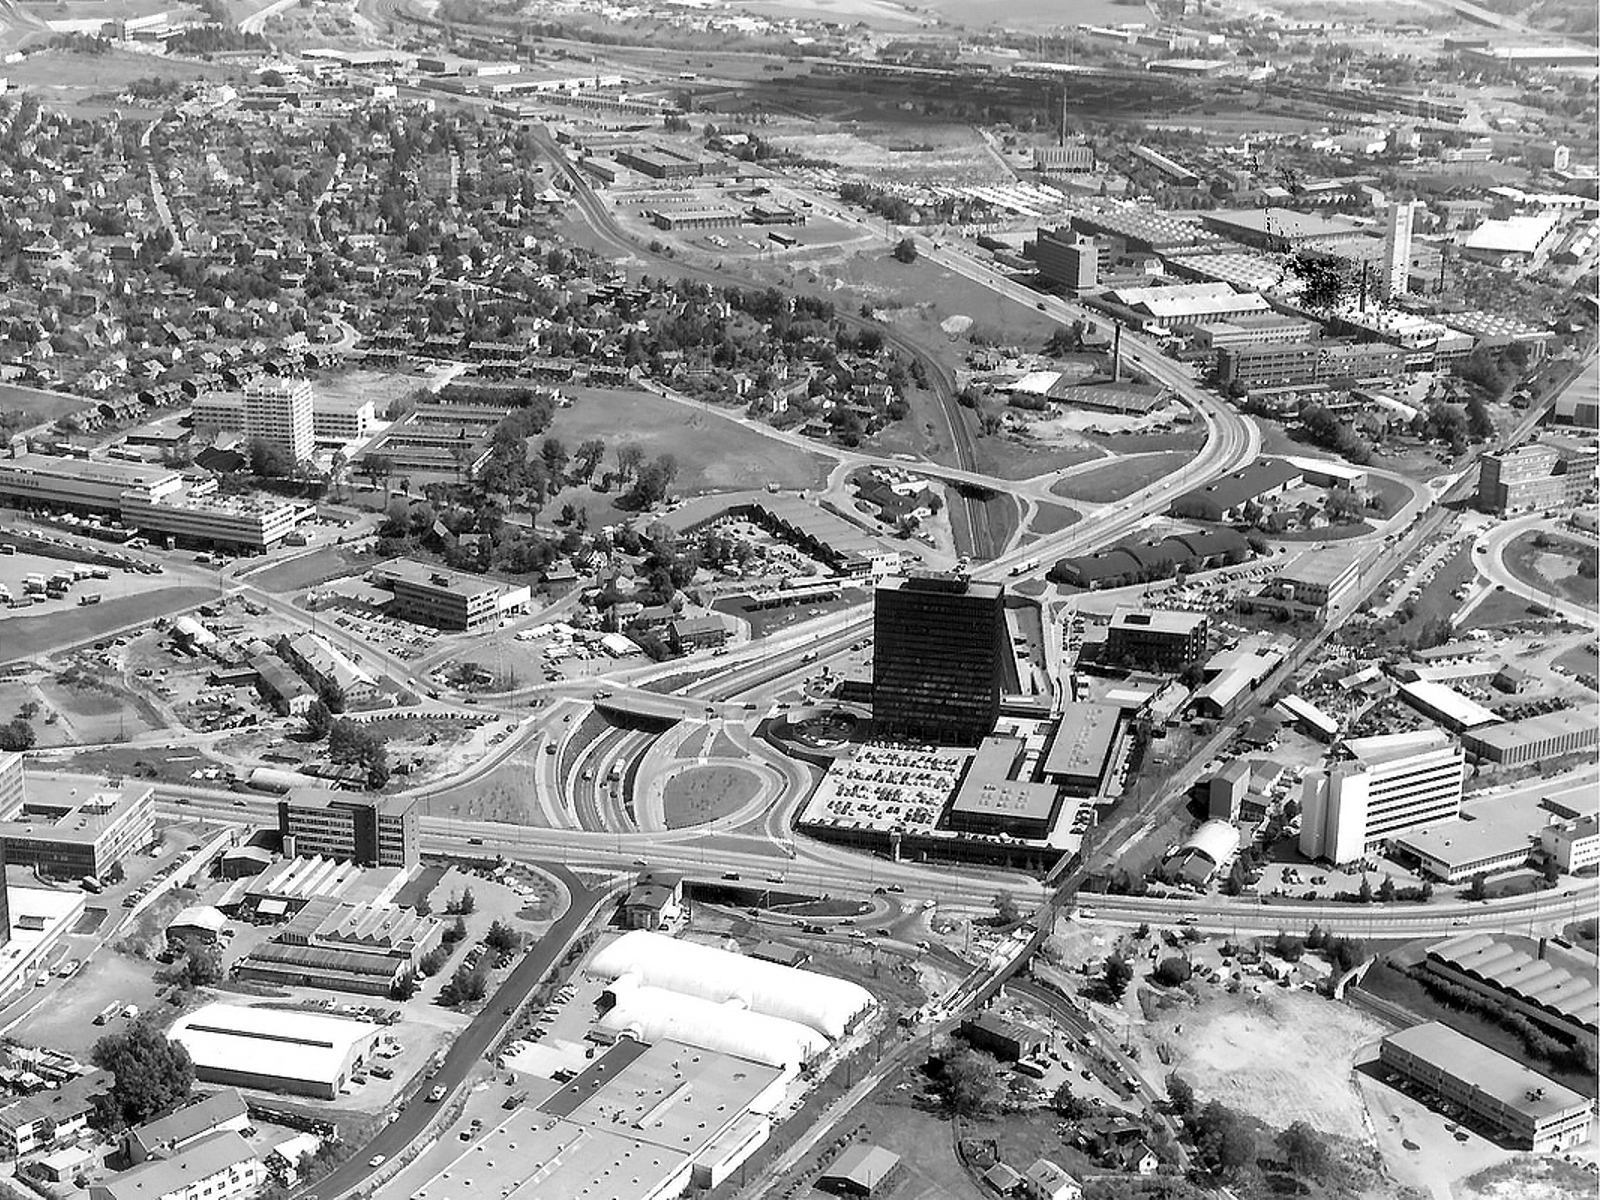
368, 1155, 386, 1168
428, 1086, 446, 1102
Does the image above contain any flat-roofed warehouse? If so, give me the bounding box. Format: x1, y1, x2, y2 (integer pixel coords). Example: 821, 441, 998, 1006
372, 558, 532, 631
1378, 1022, 1593, 1152
166, 1003, 382, 1100
1462, 710, 1598, 765
1040, 702, 1123, 794
946, 736, 1061, 840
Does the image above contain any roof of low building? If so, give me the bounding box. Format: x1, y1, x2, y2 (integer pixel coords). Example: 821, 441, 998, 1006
93, 1130, 259, 1200
823, 1143, 901, 1189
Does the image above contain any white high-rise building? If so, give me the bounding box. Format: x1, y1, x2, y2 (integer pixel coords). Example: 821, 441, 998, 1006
243, 376, 314, 464
1380, 200, 1421, 302
1298, 730, 1464, 865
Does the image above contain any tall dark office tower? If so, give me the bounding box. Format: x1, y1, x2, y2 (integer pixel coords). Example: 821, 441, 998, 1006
0, 837, 10, 950
872, 574, 1007, 745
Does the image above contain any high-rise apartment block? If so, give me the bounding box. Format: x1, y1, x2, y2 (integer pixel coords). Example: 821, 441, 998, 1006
1298, 731, 1464, 865
1380, 200, 1420, 301
243, 377, 314, 464
873, 574, 1008, 745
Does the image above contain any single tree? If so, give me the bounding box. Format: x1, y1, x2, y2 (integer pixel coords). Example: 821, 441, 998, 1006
1102, 953, 1134, 1001
91, 1019, 195, 1129
892, 236, 919, 264
304, 700, 333, 740
1166, 1073, 1196, 1118
941, 1045, 1003, 1116
1277, 1120, 1329, 1178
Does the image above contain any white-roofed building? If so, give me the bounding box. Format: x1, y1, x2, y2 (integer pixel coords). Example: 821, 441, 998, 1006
597, 980, 827, 1071
1462, 212, 1563, 265
1102, 280, 1271, 331
1397, 679, 1501, 733
588, 930, 873, 1041
166, 1003, 382, 1099
1161, 819, 1240, 885
166, 904, 228, 950
1300, 731, 1465, 865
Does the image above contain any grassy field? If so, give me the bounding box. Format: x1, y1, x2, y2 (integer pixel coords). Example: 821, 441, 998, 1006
915, 0, 1151, 27
1503, 532, 1597, 609
38, 676, 165, 743
419, 746, 553, 826
0, 382, 92, 427
661, 764, 763, 829
1027, 503, 1081, 538
973, 433, 1102, 482
4, 47, 243, 95
239, 544, 378, 594
541, 387, 831, 522
1050, 451, 1195, 503
1553, 639, 1598, 677
1460, 588, 1547, 632
1, 586, 216, 659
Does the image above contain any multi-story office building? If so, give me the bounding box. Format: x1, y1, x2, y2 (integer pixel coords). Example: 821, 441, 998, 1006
873, 574, 1008, 745
1298, 731, 1464, 865
1217, 341, 1407, 389
243, 376, 314, 464
1105, 608, 1208, 669
1475, 441, 1598, 514
1380, 200, 1420, 301
1035, 227, 1100, 295
1378, 1023, 1592, 1152
374, 559, 533, 631
277, 789, 419, 868
0, 766, 155, 880
1191, 312, 1319, 350
0, 454, 303, 551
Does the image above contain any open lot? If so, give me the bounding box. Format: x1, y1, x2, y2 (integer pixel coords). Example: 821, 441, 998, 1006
0, 47, 242, 100
1138, 985, 1385, 1140
242, 543, 380, 595
1, 585, 218, 659
1051, 451, 1196, 504
421, 744, 555, 826
661, 763, 763, 828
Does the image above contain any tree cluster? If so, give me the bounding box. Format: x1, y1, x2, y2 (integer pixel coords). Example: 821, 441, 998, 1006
91, 1020, 194, 1130
439, 961, 488, 1006
328, 719, 390, 789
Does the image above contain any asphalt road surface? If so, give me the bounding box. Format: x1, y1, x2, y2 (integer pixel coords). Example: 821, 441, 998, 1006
294, 865, 613, 1200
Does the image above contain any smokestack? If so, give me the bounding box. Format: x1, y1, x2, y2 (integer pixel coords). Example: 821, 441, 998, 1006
1112, 322, 1122, 383
1359, 261, 1369, 312
1538, 937, 1547, 961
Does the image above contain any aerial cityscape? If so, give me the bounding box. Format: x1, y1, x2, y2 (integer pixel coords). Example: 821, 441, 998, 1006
0, 0, 1594, 1196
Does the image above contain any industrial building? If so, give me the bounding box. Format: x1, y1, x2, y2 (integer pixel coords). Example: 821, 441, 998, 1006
166, 1003, 383, 1100
234, 897, 441, 995
0, 763, 154, 879
1378, 1023, 1592, 1152
1298, 731, 1465, 865
0, 453, 306, 551
1475, 440, 1598, 515
1191, 312, 1319, 350
1422, 933, 1597, 1045
1099, 281, 1272, 332
1035, 227, 1099, 294
1051, 528, 1249, 589
1216, 341, 1408, 390
373, 559, 533, 631
589, 930, 873, 1043
414, 1038, 785, 1200
1169, 459, 1303, 523
280, 632, 378, 704
960, 1012, 1045, 1062
1397, 679, 1501, 733
1462, 709, 1597, 765
615, 144, 704, 178
1200, 208, 1370, 251
1394, 814, 1539, 883
216, 854, 412, 918
1105, 608, 1208, 669
1160, 820, 1240, 885
1207, 760, 1251, 821
1191, 645, 1283, 719
1462, 212, 1564, 266
819, 1144, 901, 1198
1256, 549, 1363, 618
873, 574, 1008, 745
277, 790, 419, 868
